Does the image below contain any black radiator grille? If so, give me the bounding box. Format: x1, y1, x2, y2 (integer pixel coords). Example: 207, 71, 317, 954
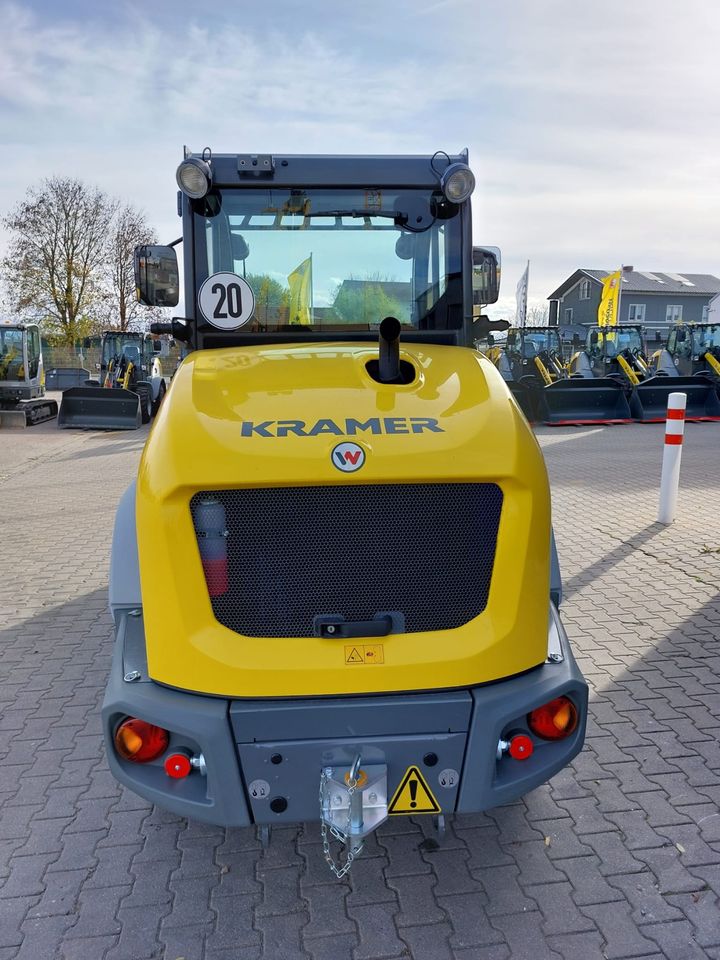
190, 483, 503, 638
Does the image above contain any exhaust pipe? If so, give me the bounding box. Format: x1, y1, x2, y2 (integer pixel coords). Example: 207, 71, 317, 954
377, 316, 401, 383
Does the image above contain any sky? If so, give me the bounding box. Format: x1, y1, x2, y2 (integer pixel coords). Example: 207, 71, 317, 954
2, 0, 720, 321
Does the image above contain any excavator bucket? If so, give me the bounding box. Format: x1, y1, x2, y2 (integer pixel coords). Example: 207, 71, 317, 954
57, 386, 141, 430
538, 378, 634, 426
631, 376, 720, 423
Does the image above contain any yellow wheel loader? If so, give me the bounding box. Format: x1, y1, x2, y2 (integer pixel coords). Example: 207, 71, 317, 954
58, 331, 166, 430
102, 149, 587, 875
578, 325, 720, 423
647, 323, 720, 420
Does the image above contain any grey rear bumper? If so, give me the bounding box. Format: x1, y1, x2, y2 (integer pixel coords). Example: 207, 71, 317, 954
102, 606, 587, 827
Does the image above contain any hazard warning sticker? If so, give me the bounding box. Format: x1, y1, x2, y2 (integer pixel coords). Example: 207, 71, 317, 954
344, 644, 384, 665
388, 765, 441, 815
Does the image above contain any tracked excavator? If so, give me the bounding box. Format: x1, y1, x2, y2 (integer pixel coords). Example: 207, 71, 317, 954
0, 321, 58, 427
101, 148, 587, 877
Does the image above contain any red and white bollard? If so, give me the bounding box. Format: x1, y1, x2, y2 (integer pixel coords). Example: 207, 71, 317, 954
657, 392, 686, 525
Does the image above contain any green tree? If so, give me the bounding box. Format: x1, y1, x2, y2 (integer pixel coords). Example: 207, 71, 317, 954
246, 273, 288, 329
2, 177, 117, 346
332, 275, 408, 326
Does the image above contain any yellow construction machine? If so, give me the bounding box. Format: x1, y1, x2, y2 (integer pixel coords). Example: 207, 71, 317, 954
102, 149, 587, 875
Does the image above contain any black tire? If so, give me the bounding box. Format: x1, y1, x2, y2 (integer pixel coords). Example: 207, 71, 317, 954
136, 384, 152, 424
151, 380, 166, 416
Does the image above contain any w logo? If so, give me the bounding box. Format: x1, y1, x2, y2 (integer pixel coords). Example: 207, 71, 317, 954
331, 442, 366, 473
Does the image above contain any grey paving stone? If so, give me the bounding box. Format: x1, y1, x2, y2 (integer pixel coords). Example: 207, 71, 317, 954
346, 902, 405, 959
666, 891, 720, 948
0, 895, 37, 949
303, 881, 356, 937
399, 922, 455, 960
59, 934, 118, 960
642, 919, 713, 959
105, 903, 170, 960
490, 913, 563, 959
523, 881, 597, 936
256, 864, 305, 918
607, 872, 685, 925
379, 832, 432, 878
471, 865, 537, 917
553, 856, 625, 906
439, 892, 506, 950
255, 912, 310, 959
634, 847, 708, 895
386, 873, 446, 927
420, 847, 484, 897
205, 893, 261, 950
545, 930, 613, 960
305, 933, 358, 960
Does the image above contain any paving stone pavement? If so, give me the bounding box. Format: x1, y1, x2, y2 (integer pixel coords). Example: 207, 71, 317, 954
0, 418, 719, 960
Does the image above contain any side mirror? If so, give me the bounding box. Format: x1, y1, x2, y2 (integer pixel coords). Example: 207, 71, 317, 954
151, 339, 162, 353
572, 334, 581, 347
134, 245, 179, 307
472, 246, 501, 305
474, 314, 509, 339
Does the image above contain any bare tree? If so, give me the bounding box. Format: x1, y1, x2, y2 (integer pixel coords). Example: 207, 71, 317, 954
527, 303, 550, 325
2, 177, 117, 345
107, 204, 157, 331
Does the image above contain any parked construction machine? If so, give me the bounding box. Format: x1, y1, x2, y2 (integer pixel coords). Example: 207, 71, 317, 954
102, 148, 587, 875
58, 331, 166, 430
578, 325, 720, 422
652, 322, 720, 387
0, 321, 58, 427
489, 326, 634, 425
482, 326, 564, 421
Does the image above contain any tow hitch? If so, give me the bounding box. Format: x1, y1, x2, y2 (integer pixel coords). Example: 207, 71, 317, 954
319, 755, 388, 878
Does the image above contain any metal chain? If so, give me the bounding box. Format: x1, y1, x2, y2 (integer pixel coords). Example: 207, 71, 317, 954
319, 767, 364, 879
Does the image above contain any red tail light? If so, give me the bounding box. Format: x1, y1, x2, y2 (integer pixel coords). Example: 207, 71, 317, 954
528, 696, 578, 740
114, 718, 169, 762
164, 753, 192, 779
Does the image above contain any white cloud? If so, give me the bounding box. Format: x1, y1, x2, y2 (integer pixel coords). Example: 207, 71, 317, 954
2, 0, 720, 314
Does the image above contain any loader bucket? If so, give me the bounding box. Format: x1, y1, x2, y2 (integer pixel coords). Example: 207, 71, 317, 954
631, 376, 720, 423
57, 387, 141, 430
540, 378, 634, 426
507, 380, 537, 422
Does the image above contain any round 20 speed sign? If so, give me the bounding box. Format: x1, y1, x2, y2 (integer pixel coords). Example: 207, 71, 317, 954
198, 272, 255, 330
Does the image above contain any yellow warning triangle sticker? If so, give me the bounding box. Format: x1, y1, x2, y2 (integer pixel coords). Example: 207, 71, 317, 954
388, 765, 441, 815
345, 647, 363, 663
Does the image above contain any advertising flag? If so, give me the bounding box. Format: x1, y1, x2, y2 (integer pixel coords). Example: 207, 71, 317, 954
288, 255, 313, 325
597, 270, 622, 327
516, 261, 529, 328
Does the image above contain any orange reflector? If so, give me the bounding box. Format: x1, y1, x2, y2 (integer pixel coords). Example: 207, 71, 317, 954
114, 718, 169, 763
528, 696, 578, 741
508, 734, 534, 760
164, 753, 192, 779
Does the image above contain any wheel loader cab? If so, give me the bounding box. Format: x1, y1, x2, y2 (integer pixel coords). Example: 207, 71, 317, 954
102, 151, 587, 863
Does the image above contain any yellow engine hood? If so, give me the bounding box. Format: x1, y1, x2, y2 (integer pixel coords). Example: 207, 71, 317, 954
136, 342, 551, 697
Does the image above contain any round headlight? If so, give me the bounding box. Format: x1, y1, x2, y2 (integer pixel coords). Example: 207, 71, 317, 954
176, 158, 211, 199
440, 163, 476, 203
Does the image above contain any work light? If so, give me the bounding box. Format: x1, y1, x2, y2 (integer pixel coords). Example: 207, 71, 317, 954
176, 157, 212, 199
440, 162, 475, 203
